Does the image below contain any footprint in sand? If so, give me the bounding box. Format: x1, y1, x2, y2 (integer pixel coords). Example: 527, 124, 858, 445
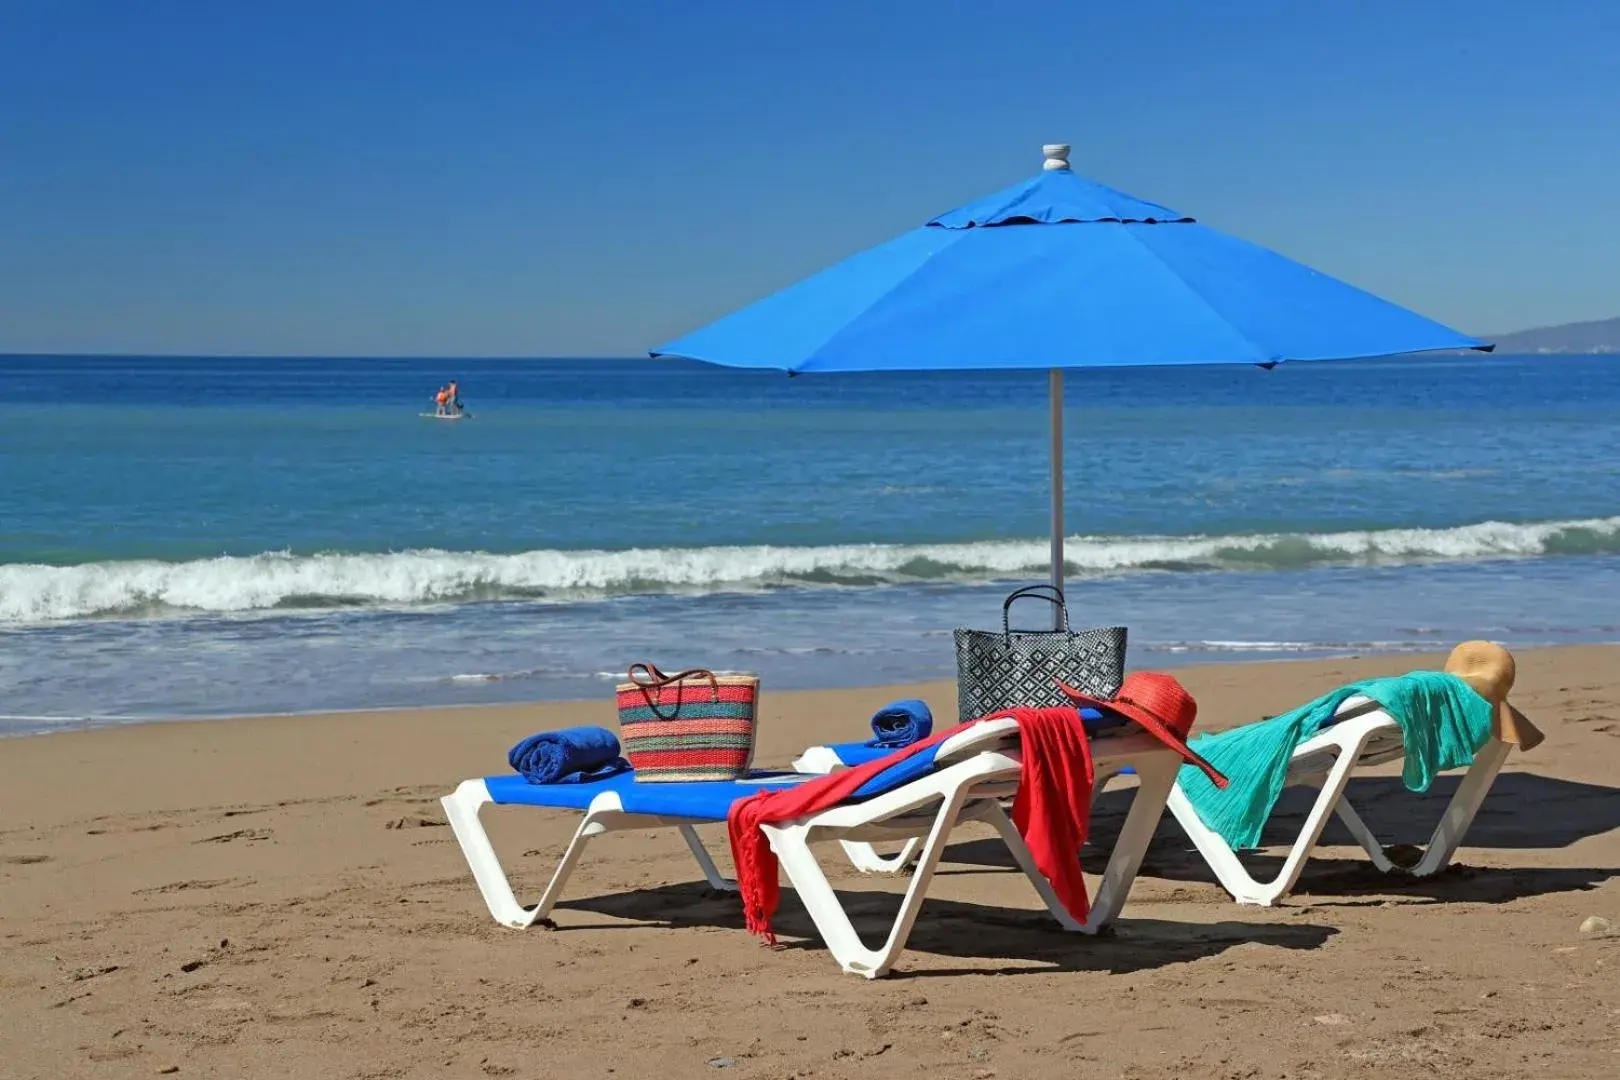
194, 828, 273, 844
385, 815, 446, 830
2, 854, 51, 865
365, 785, 443, 808
133, 878, 249, 896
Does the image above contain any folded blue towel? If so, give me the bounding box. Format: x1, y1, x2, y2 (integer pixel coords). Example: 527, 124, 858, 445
508, 727, 630, 784
867, 699, 934, 747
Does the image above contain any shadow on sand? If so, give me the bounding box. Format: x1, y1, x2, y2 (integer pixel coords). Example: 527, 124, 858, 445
538, 771, 1613, 973
560, 881, 1337, 977
944, 770, 1620, 905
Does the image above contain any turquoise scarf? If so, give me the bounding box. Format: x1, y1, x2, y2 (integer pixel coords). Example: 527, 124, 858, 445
1177, 671, 1494, 849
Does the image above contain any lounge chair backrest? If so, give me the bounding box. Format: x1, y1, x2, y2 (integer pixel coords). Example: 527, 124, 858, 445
932, 717, 1023, 767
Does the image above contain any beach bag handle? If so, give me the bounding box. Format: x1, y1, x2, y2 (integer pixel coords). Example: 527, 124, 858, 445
1002, 584, 1071, 637
626, 662, 721, 720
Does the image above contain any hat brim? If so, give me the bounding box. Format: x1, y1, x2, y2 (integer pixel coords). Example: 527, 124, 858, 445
1057, 683, 1228, 788
1496, 700, 1544, 751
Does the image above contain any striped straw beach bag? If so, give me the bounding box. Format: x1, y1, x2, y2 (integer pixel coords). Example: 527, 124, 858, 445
616, 664, 759, 782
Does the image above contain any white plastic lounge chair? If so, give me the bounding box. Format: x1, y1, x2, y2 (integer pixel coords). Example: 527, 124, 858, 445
793, 710, 1132, 874
1163, 695, 1514, 906
441, 719, 1184, 978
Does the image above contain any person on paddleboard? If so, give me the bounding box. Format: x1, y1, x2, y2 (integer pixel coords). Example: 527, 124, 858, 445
434, 386, 451, 416
448, 380, 461, 414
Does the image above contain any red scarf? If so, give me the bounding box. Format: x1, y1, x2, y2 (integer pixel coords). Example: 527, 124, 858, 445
726, 706, 1095, 944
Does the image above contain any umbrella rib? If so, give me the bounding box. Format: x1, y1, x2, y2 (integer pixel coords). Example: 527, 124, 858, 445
1111, 223, 1278, 366
793, 231, 967, 373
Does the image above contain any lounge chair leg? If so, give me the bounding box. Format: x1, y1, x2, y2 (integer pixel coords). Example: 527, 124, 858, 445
982, 755, 1178, 932
526, 813, 608, 926
837, 838, 922, 874
1166, 784, 1258, 902
1410, 738, 1510, 877
1330, 740, 1510, 878
766, 788, 971, 978
1333, 797, 1396, 872
1253, 741, 1363, 905
1169, 731, 1369, 906
1083, 755, 1179, 930
679, 825, 738, 891
983, 801, 1081, 931
440, 779, 592, 929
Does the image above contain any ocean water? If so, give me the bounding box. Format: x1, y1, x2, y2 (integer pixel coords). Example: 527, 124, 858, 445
2, 353, 1618, 734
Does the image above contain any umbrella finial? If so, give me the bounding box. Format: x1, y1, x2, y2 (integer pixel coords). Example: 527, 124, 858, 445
1042, 144, 1071, 171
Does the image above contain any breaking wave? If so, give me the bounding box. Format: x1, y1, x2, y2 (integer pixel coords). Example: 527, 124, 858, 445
3, 515, 1619, 626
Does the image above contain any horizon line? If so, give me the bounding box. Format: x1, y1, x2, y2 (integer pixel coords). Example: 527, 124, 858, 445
0, 352, 653, 362
0, 350, 1592, 364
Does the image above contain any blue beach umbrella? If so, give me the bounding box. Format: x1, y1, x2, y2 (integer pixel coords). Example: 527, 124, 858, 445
652, 144, 1490, 626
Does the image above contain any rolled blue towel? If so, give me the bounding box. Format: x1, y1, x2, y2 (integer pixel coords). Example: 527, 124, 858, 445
508, 726, 630, 784
866, 699, 934, 748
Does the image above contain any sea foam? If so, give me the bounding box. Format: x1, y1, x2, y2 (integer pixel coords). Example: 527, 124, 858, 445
3, 515, 1618, 625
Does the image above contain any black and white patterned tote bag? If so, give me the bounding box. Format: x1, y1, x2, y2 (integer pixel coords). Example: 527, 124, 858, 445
953, 585, 1126, 721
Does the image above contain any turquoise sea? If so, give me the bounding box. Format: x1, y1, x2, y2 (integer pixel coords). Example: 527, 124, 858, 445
2, 353, 1618, 733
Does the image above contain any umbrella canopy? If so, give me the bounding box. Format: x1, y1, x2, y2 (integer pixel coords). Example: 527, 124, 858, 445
651, 145, 1490, 622
653, 145, 1488, 373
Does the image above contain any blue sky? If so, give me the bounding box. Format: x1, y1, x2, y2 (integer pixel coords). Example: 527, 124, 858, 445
2, 0, 1617, 357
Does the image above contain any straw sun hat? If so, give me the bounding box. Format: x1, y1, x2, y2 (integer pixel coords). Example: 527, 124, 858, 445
1444, 641, 1543, 751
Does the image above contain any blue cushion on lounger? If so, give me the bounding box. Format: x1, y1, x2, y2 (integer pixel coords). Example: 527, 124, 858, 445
483, 770, 805, 818
822, 743, 931, 768
484, 742, 949, 820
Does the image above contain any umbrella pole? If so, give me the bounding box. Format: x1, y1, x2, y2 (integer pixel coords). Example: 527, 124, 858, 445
1048, 368, 1065, 629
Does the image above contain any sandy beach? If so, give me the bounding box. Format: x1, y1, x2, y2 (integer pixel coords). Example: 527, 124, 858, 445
2, 646, 1617, 1079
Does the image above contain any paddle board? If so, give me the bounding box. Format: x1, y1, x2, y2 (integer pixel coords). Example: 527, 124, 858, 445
420, 412, 472, 421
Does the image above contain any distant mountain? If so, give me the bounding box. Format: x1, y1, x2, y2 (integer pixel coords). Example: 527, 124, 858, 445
1485, 316, 1620, 354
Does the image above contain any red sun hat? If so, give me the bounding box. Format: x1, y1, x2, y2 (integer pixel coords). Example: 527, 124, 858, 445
1057, 671, 1229, 788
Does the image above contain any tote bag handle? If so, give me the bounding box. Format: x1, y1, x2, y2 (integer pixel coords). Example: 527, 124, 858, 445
1001, 584, 1071, 637
626, 663, 721, 720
